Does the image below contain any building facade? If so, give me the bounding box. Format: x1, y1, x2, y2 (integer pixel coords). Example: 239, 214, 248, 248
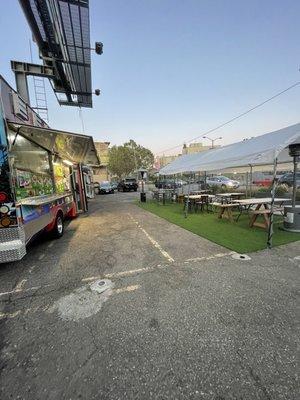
155, 142, 220, 169
92, 141, 110, 182
182, 142, 218, 155
154, 154, 180, 170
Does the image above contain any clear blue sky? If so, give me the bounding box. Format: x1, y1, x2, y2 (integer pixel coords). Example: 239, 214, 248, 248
1, 0, 300, 155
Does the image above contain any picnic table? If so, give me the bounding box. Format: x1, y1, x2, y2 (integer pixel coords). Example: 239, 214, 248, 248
153, 189, 176, 204
185, 194, 214, 200
211, 202, 239, 222
232, 197, 290, 229
190, 190, 211, 195
184, 194, 215, 212
215, 192, 245, 203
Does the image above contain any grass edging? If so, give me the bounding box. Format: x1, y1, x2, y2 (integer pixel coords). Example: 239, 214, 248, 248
137, 201, 300, 253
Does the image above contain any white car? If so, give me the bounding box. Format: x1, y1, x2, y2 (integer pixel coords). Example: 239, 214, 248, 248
206, 176, 239, 189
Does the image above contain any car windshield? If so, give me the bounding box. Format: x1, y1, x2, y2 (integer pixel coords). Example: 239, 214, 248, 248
101, 182, 111, 188
218, 176, 230, 181
125, 179, 136, 182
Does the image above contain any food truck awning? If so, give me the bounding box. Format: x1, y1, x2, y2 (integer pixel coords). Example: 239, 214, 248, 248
8, 123, 100, 166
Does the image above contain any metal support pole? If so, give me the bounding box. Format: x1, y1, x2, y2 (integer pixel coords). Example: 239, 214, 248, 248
245, 171, 249, 198
267, 158, 278, 249
292, 157, 298, 208
15, 72, 30, 104
184, 174, 191, 218
173, 174, 176, 197
249, 165, 253, 197
204, 171, 207, 190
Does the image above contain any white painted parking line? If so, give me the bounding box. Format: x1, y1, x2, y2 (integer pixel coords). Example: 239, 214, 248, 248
128, 214, 175, 263
0, 310, 22, 319
184, 251, 236, 263
0, 284, 52, 298
14, 279, 27, 292
0, 285, 140, 320
115, 284, 139, 294
0, 252, 235, 301
82, 267, 153, 282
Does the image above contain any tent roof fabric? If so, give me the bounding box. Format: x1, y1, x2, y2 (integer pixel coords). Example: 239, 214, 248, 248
159, 123, 300, 175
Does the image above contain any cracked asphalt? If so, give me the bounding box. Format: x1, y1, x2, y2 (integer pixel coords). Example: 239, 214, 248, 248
0, 192, 299, 400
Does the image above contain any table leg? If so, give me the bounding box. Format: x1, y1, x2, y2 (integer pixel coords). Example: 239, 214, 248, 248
218, 207, 225, 219
226, 207, 234, 222
249, 203, 261, 227
251, 203, 270, 229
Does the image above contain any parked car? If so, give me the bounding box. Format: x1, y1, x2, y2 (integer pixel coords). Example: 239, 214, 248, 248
99, 181, 114, 194
206, 175, 240, 189
252, 178, 272, 187
118, 178, 138, 192
278, 172, 300, 188
111, 181, 118, 190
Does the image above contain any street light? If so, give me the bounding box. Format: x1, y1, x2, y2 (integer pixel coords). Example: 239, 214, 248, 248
203, 136, 222, 149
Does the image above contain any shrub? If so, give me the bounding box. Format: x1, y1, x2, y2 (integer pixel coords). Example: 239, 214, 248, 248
257, 186, 270, 193
275, 184, 289, 196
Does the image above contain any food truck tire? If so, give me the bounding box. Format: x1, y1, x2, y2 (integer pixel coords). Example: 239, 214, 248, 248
51, 212, 64, 239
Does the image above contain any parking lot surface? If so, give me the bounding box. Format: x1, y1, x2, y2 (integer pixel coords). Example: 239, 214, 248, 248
0, 192, 299, 399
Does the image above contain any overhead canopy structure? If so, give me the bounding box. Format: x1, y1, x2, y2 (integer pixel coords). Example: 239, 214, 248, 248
19, 0, 93, 107
8, 123, 100, 166
159, 123, 300, 175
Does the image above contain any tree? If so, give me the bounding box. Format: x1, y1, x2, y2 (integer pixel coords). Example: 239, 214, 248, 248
108, 140, 154, 178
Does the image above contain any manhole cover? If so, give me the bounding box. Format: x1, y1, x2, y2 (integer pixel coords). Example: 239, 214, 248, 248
231, 253, 251, 261
89, 279, 113, 294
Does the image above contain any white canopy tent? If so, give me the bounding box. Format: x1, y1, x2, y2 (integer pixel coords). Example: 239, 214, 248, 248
159, 123, 300, 175
159, 123, 300, 249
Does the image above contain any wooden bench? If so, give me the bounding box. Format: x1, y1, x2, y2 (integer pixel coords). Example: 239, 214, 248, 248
212, 202, 238, 222
249, 207, 284, 229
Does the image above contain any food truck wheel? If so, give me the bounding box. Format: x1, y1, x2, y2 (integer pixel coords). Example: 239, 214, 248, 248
52, 213, 64, 238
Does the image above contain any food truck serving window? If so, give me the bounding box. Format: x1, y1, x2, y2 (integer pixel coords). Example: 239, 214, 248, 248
11, 135, 54, 200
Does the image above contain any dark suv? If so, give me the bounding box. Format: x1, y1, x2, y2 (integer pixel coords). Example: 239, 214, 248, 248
118, 178, 138, 192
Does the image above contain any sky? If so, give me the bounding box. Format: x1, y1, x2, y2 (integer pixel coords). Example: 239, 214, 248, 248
0, 0, 300, 155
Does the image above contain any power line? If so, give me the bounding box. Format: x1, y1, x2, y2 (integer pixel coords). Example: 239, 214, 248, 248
156, 81, 300, 155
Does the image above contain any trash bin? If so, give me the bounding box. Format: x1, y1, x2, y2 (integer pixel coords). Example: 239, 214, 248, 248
140, 192, 146, 203
283, 205, 300, 232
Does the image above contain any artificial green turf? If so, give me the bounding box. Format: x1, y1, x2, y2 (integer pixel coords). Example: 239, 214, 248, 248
138, 201, 300, 253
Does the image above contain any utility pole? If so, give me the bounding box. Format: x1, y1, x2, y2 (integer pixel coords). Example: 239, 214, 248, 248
203, 136, 222, 149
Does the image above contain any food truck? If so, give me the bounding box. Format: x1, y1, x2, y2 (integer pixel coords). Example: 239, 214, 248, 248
0, 75, 99, 263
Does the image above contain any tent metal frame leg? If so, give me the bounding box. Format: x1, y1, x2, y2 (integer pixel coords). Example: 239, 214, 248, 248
267, 157, 278, 249
249, 165, 253, 197
184, 173, 191, 218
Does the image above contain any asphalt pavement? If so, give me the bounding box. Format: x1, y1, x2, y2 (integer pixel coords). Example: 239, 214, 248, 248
0, 191, 299, 400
